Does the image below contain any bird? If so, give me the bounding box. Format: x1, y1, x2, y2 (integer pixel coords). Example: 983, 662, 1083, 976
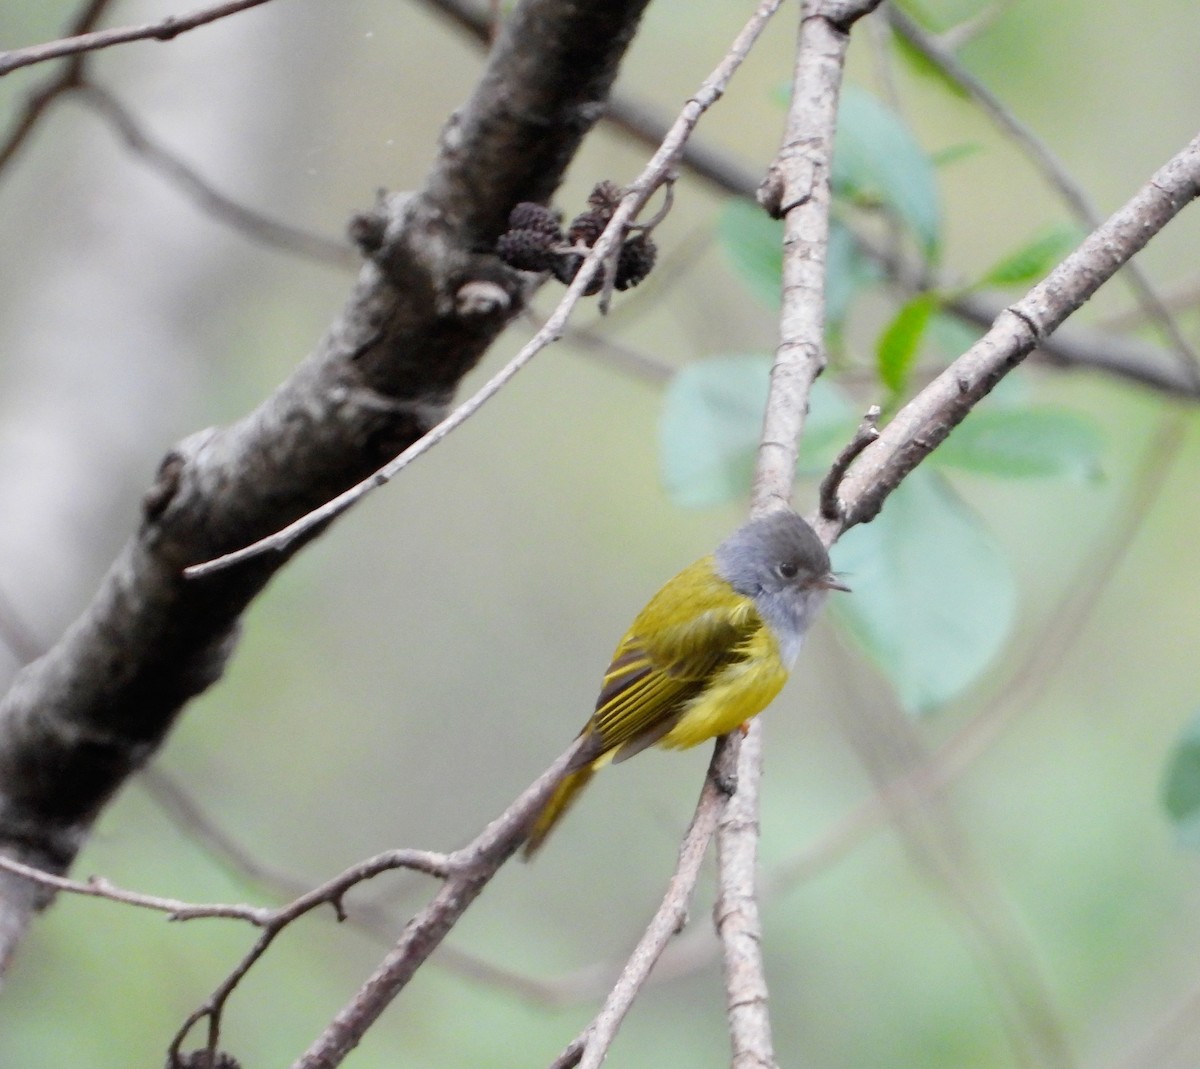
524, 509, 847, 857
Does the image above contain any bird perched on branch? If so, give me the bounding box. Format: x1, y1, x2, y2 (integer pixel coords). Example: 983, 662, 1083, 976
524, 509, 847, 857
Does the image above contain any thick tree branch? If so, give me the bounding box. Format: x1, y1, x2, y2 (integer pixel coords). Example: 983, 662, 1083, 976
0, 0, 654, 968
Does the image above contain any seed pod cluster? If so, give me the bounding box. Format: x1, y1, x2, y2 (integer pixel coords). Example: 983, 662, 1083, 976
495, 180, 658, 295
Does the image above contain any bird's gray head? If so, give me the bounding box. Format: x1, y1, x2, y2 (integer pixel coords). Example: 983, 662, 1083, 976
713, 510, 847, 666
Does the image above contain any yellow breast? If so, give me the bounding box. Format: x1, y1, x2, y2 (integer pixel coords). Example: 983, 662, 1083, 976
657, 623, 789, 750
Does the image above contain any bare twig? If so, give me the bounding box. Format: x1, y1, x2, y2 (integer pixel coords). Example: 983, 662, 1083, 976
752, 0, 886, 516
819, 405, 881, 519
715, 724, 776, 1069
291, 738, 588, 1069
827, 131, 1200, 532
0, 846, 450, 926
0, 0, 113, 176
184, 200, 635, 578
0, 0, 276, 77
715, 4, 883, 1067
550, 741, 740, 1069
186, 0, 791, 581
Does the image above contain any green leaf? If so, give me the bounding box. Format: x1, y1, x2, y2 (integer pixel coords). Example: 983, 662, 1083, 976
890, 31, 970, 99
927, 311, 983, 360
830, 469, 1015, 714
1163, 711, 1200, 847
659, 356, 856, 508
930, 142, 982, 168
877, 294, 938, 396
977, 225, 1080, 289
827, 219, 883, 330
932, 407, 1105, 480
833, 85, 942, 257
719, 200, 783, 307
718, 206, 882, 331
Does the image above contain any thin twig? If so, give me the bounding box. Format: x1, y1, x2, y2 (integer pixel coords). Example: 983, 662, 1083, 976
0, 0, 276, 77
143, 766, 589, 1006
552, 740, 738, 1069
185, 204, 631, 578
186, 0, 791, 581
828, 131, 1200, 532
819, 405, 881, 519
291, 738, 589, 1068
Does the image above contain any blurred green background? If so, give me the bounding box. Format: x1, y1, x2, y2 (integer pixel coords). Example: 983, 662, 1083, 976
2, 1, 1200, 1067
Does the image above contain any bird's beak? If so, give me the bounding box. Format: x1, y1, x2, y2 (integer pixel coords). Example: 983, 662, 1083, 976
821, 572, 851, 593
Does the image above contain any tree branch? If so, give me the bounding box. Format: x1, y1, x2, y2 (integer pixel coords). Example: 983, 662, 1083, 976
0, 0, 656, 968
722, 4, 883, 1067
826, 130, 1200, 532
0, 0, 276, 77
550, 740, 739, 1069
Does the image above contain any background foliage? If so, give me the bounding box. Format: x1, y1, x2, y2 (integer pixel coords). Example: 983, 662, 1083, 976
2, 0, 1200, 1066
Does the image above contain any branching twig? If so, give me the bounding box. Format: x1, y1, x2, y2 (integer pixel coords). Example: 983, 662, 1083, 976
0, 0, 276, 77
0, 0, 113, 176
820, 405, 881, 519
0, 846, 448, 925
291, 738, 588, 1069
827, 131, 1200, 533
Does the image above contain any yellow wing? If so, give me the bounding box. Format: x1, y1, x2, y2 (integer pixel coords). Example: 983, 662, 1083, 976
524, 557, 762, 857
586, 556, 763, 762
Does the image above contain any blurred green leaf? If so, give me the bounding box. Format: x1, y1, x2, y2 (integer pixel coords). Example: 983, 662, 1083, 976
828, 219, 883, 329
927, 311, 983, 360
830, 468, 1015, 714
719, 205, 882, 330
659, 356, 855, 507
1163, 711, 1200, 847
976, 225, 1080, 289
719, 200, 782, 307
877, 293, 938, 397
932, 407, 1104, 480
833, 84, 942, 257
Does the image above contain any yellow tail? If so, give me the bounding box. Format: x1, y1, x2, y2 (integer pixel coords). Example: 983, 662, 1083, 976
523, 764, 596, 859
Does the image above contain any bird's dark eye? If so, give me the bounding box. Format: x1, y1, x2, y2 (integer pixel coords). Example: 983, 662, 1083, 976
777, 560, 799, 579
